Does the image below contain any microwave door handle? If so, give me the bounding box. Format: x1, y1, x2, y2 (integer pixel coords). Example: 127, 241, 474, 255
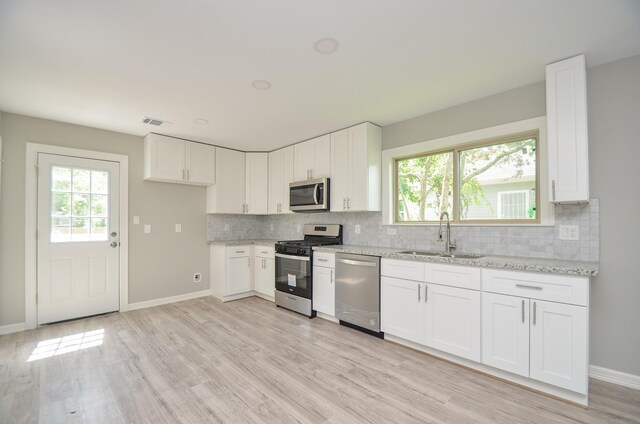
313, 184, 320, 205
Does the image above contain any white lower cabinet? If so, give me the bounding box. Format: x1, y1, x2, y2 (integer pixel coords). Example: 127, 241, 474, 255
227, 255, 252, 296
381, 277, 423, 344
254, 247, 275, 298
313, 252, 336, 316
423, 283, 481, 362
482, 293, 588, 394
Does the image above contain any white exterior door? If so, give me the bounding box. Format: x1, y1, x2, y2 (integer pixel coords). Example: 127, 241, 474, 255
423, 284, 481, 362
481, 293, 530, 377
529, 300, 588, 394
37, 153, 120, 324
381, 277, 423, 344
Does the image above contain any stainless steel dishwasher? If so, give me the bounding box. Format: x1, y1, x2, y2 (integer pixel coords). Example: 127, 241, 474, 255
335, 253, 383, 337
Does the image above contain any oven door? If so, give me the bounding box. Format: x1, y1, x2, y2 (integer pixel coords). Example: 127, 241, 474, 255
275, 253, 312, 298
289, 178, 329, 212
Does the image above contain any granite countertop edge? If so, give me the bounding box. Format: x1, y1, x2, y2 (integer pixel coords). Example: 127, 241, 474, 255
313, 245, 599, 277
207, 239, 278, 247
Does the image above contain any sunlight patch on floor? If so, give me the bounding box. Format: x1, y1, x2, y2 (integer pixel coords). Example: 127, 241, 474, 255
27, 329, 104, 362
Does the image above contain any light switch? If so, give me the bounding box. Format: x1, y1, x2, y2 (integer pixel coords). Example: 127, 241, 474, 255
175, 224, 182, 233
355, 224, 361, 234
133, 216, 140, 225
144, 224, 151, 234
224, 223, 230, 231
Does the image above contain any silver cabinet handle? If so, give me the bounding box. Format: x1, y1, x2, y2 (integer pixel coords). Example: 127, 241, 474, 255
533, 301, 537, 325
317, 258, 328, 262
182, 169, 186, 180
235, 250, 246, 254
522, 300, 525, 323
247, 257, 250, 268
330, 269, 334, 283
343, 198, 346, 210
336, 258, 377, 267
551, 180, 556, 201
187, 169, 190, 180
246, 204, 249, 213
418, 283, 421, 302
516, 284, 543, 290
424, 284, 428, 303
347, 198, 351, 210
310, 169, 313, 179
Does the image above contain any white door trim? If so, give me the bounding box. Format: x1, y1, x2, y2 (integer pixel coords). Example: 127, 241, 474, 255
25, 143, 129, 329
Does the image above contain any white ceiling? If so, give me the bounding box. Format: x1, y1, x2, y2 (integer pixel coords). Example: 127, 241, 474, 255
1, 1, 639, 151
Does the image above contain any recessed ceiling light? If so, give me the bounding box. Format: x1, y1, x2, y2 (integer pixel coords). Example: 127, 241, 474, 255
314, 37, 340, 54
194, 118, 209, 125
252, 80, 272, 90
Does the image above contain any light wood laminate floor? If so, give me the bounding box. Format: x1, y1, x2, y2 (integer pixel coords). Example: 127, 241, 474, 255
1, 296, 638, 423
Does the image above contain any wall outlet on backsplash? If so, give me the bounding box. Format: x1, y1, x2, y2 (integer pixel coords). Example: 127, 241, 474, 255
559, 225, 580, 241
387, 227, 398, 236
270, 223, 274, 232
296, 224, 301, 233
355, 224, 361, 234
224, 223, 230, 231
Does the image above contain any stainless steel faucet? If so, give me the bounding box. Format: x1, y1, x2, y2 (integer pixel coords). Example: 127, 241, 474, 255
438, 211, 456, 253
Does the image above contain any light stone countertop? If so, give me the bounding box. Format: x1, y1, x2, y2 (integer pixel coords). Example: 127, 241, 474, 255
314, 245, 599, 277
207, 239, 279, 247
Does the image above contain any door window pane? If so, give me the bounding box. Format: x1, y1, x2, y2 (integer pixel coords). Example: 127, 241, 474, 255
50, 166, 110, 242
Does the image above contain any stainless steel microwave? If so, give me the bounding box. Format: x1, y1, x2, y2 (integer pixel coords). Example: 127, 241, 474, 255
289, 178, 329, 212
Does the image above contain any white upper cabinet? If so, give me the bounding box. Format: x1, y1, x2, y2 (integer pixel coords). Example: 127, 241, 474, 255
207, 148, 245, 214
245, 153, 268, 215
330, 123, 382, 212
546, 54, 589, 203
144, 133, 215, 186
268, 146, 294, 214
294, 134, 331, 181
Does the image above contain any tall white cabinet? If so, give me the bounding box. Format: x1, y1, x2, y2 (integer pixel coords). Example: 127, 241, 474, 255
245, 153, 268, 214
330, 123, 382, 212
268, 146, 294, 214
294, 134, 331, 181
207, 148, 245, 214
546, 54, 589, 203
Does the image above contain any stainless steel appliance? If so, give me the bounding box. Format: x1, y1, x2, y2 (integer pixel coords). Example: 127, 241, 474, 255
335, 253, 383, 337
289, 178, 329, 212
275, 224, 342, 317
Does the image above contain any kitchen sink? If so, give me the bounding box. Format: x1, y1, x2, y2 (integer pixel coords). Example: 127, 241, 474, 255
398, 250, 484, 260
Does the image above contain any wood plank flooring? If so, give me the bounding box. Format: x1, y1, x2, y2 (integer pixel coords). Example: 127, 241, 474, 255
1, 296, 638, 423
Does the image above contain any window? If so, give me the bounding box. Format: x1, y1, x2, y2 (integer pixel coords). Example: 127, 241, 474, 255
395, 132, 538, 223
50, 166, 109, 242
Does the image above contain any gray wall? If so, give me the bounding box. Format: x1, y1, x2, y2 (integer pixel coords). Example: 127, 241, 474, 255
0, 113, 210, 327
587, 55, 640, 376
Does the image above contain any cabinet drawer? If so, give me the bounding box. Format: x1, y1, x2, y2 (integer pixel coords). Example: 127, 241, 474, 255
381, 259, 425, 282
313, 252, 335, 268
255, 246, 275, 259
425, 263, 481, 290
227, 245, 251, 259
482, 269, 588, 306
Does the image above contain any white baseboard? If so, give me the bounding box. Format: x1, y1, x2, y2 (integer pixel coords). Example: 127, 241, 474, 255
0, 322, 26, 336
590, 365, 640, 390
128, 290, 212, 311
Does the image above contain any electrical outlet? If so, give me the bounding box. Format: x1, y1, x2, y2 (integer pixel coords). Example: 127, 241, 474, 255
296, 224, 301, 233
193, 273, 202, 283
144, 224, 151, 234
224, 223, 230, 231
355, 224, 361, 234
559, 225, 579, 240
270, 223, 274, 232
133, 216, 140, 225
175, 224, 182, 233
387, 227, 398, 236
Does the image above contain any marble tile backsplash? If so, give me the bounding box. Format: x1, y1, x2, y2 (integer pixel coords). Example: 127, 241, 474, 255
207, 199, 599, 262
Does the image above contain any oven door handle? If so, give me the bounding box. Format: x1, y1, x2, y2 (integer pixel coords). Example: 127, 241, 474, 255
313, 184, 320, 205
275, 253, 310, 262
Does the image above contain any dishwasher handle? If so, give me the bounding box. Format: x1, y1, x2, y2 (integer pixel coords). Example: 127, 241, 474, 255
336, 258, 378, 267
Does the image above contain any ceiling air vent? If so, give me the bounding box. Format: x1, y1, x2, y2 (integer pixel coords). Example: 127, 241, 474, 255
142, 117, 172, 127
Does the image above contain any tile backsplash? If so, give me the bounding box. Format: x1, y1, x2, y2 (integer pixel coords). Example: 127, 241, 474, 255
208, 199, 599, 262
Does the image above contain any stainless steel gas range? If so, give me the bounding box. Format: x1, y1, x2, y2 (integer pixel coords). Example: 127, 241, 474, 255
274, 224, 342, 317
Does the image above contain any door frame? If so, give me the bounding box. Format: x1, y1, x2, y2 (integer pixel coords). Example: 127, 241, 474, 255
25, 143, 129, 329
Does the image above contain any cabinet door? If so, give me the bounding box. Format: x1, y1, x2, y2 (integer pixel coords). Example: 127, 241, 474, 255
481, 293, 529, 377
312, 266, 335, 316
245, 153, 268, 214
530, 300, 588, 394
347, 124, 369, 211
330, 129, 349, 211
208, 148, 245, 214
227, 256, 252, 295
294, 140, 315, 181
263, 258, 275, 297
281, 146, 294, 213
381, 277, 423, 344
546, 54, 589, 203
145, 135, 185, 181
268, 149, 283, 214
313, 134, 331, 179
423, 284, 481, 362
186, 142, 216, 185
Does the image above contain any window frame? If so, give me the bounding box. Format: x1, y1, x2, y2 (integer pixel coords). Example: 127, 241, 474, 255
382, 121, 544, 226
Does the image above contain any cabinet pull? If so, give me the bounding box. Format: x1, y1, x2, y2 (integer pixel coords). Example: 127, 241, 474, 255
343, 198, 346, 210
521, 300, 525, 323
247, 257, 250, 268
418, 284, 421, 302
235, 250, 246, 254
187, 169, 190, 180
263, 258, 266, 269
551, 180, 556, 201
317, 258, 328, 262
347, 198, 351, 210
533, 301, 537, 325
182, 169, 186, 180
310, 169, 313, 179
516, 284, 543, 290
330, 269, 334, 283
424, 284, 428, 303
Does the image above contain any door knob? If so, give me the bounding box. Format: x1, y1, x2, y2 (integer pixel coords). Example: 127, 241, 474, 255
111, 232, 118, 237
110, 241, 118, 248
